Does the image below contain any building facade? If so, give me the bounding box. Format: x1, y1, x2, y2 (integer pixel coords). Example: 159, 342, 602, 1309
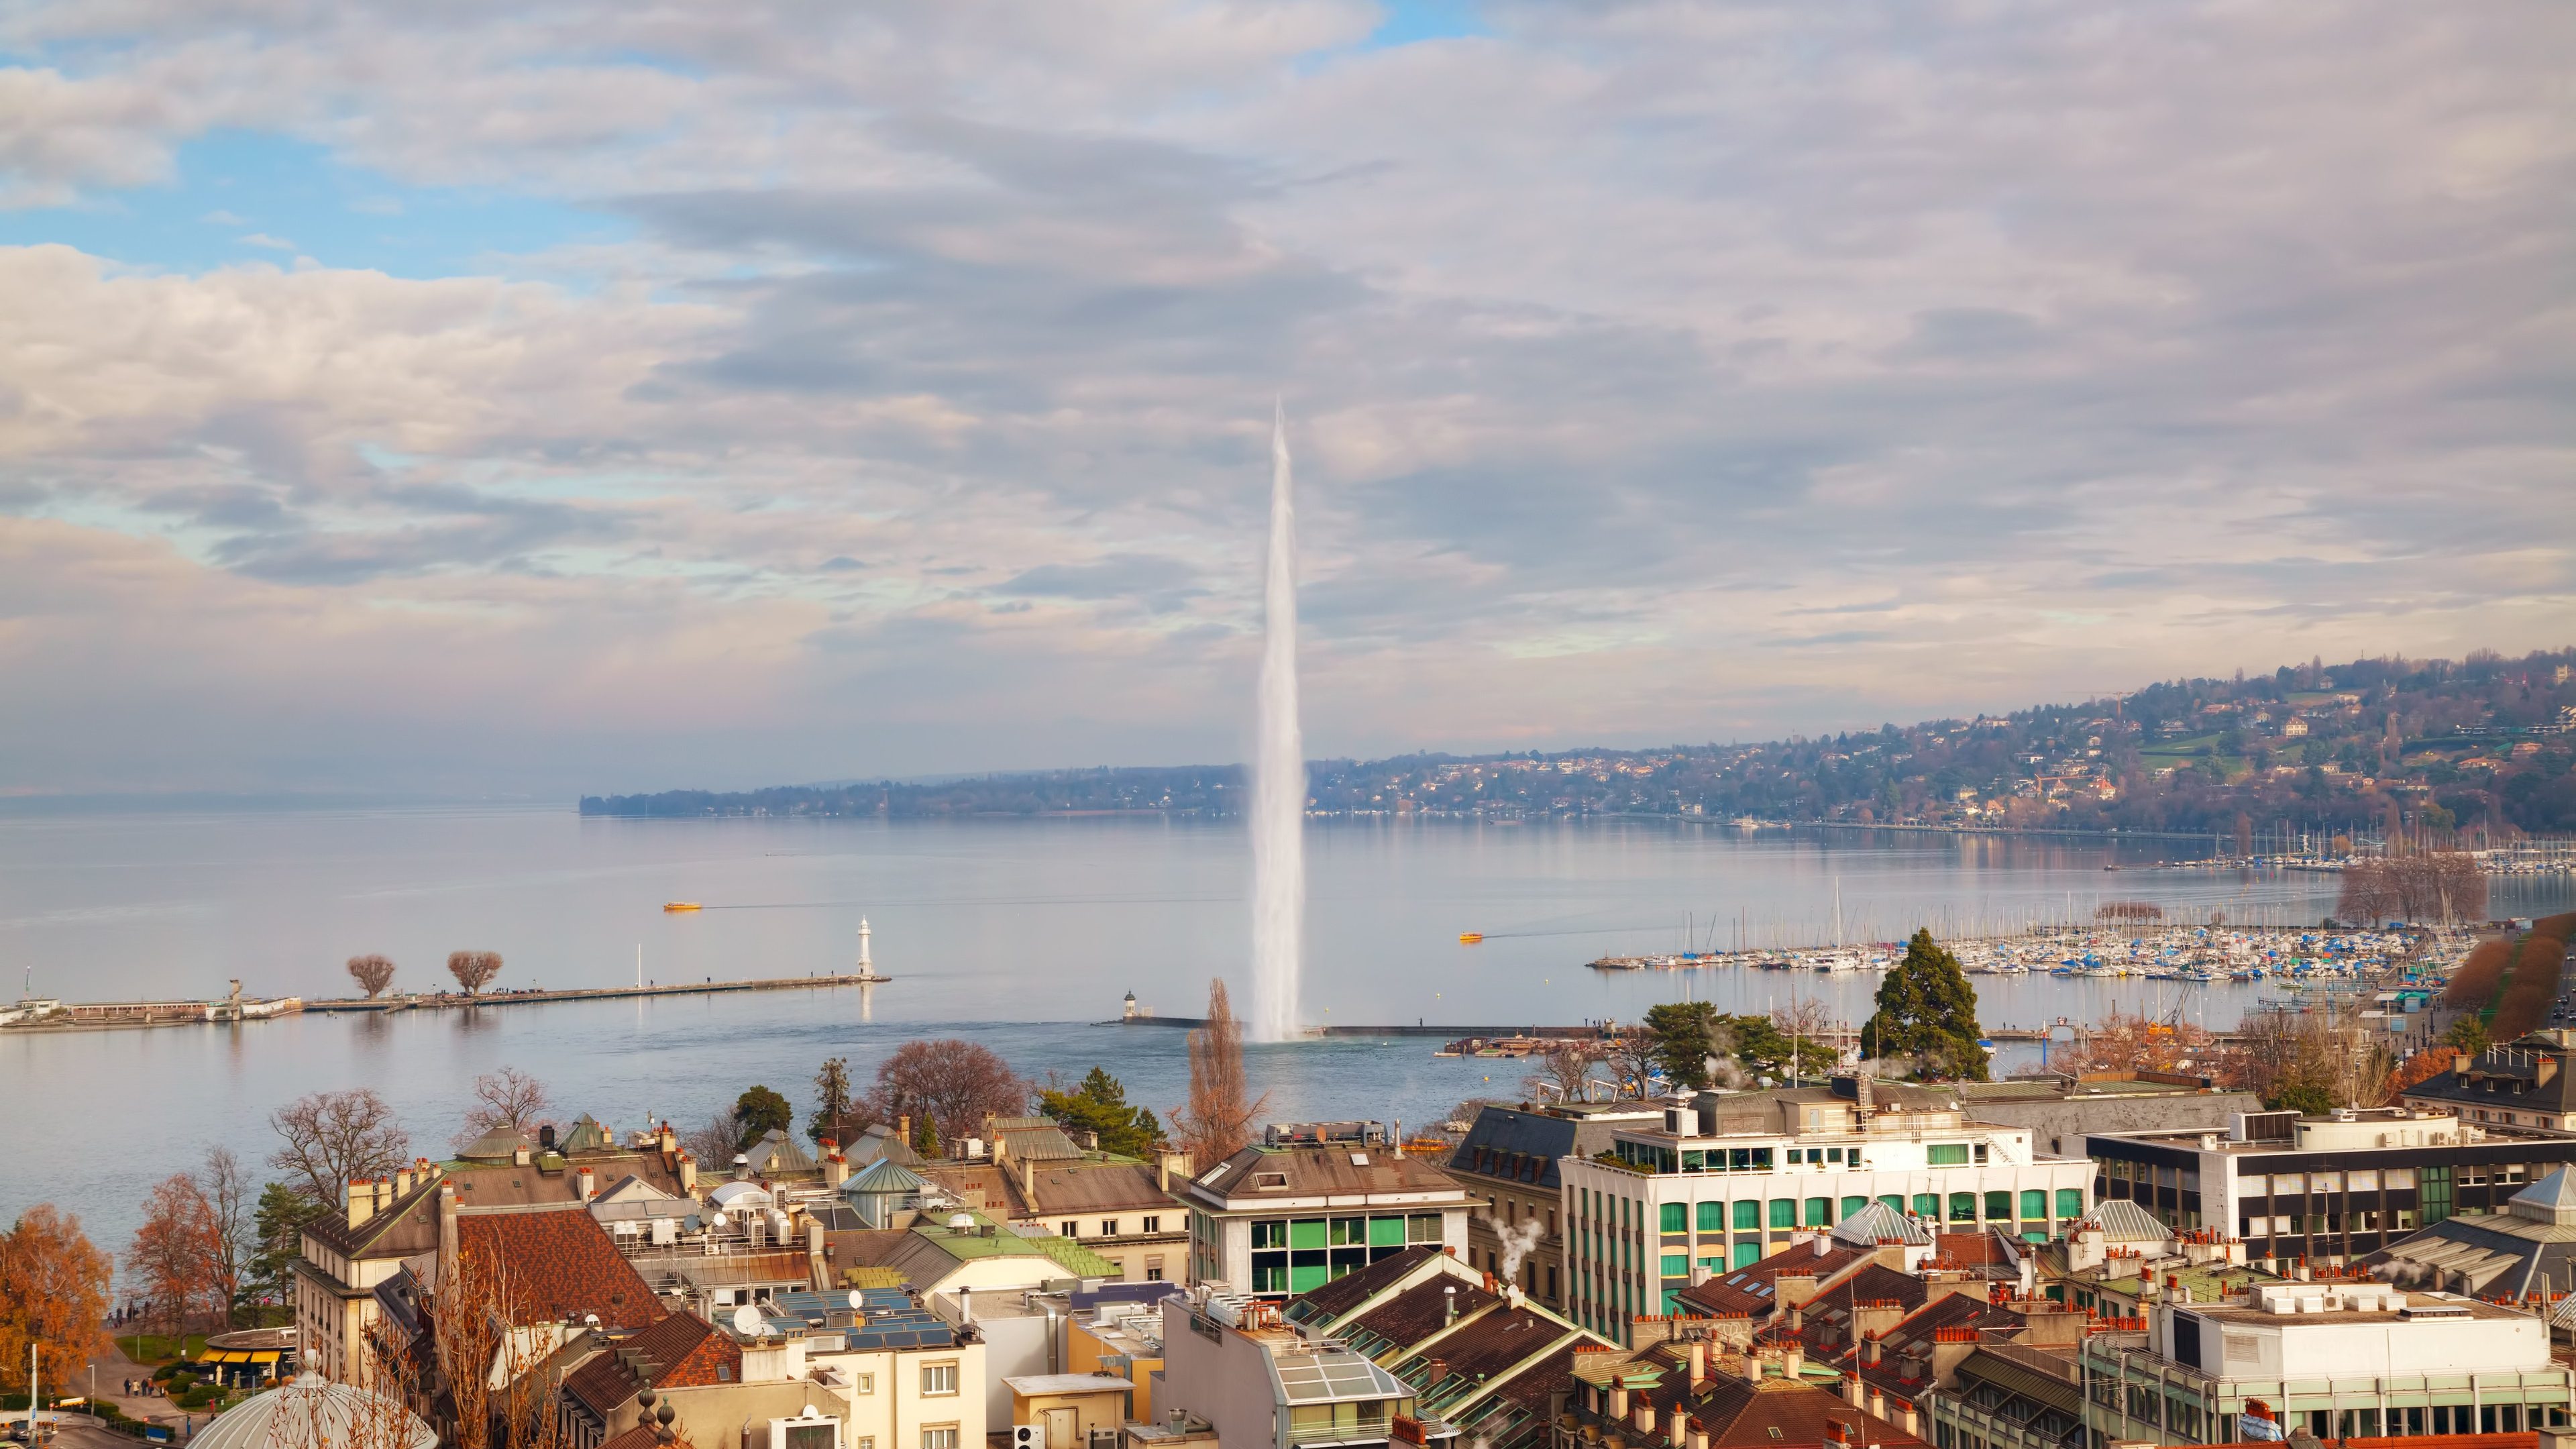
2081, 1282, 2573, 1443
1445, 1104, 1658, 1313
1178, 1145, 1472, 1298
1559, 1079, 2092, 1345
2086, 1106, 2576, 1267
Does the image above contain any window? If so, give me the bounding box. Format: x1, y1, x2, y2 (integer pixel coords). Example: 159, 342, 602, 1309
1841, 1196, 1867, 1219
1828, 1147, 1845, 1163
922, 1362, 959, 1397
2056, 1189, 2084, 1219
852, 1374, 875, 1395
1805, 1197, 1831, 1226
858, 1440, 876, 1449
1061, 1222, 1079, 1236
1102, 1220, 1120, 1236
1949, 1192, 1976, 1222
1985, 1191, 2011, 1220
1253, 1220, 1287, 1249
1927, 1144, 1970, 1166
922, 1428, 959, 1449
1661, 1202, 1686, 1234
1697, 1201, 1723, 1232
1734, 1200, 1760, 1230
1144, 1215, 1162, 1233
2021, 1189, 2046, 1220
1408, 1214, 1444, 1243
1145, 1256, 1165, 1282
1661, 1253, 1688, 1277
1768, 1199, 1796, 1228
1913, 1193, 1939, 1217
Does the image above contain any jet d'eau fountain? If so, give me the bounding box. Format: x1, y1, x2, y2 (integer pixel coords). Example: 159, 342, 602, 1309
1251, 402, 1304, 1042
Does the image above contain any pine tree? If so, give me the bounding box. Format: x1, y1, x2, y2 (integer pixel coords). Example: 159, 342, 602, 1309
1858, 928, 1990, 1080
1039, 1067, 1169, 1159
1643, 1002, 1722, 1089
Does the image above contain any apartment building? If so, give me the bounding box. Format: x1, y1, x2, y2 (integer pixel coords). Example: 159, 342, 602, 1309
1178, 1144, 1472, 1297
2082, 1281, 2572, 1443
922, 1126, 1194, 1285
2086, 1106, 2576, 1267
1559, 1079, 2092, 1345
2397, 1033, 2576, 1135
1445, 1103, 1658, 1312
1158, 1286, 1448, 1449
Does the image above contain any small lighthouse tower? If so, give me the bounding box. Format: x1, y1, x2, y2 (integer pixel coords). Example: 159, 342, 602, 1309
854, 918, 890, 982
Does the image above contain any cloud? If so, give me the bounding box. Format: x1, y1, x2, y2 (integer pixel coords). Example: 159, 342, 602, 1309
0, 1, 2567, 792
236, 231, 295, 250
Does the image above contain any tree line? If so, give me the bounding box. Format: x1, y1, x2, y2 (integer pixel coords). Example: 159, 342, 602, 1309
341, 949, 507, 999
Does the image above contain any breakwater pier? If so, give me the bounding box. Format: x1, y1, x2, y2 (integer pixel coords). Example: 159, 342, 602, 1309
0, 971, 887, 1034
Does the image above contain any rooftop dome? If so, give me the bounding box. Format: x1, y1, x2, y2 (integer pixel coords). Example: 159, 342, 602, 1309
844, 1157, 929, 1196
194, 1375, 437, 1449
457, 1125, 533, 1162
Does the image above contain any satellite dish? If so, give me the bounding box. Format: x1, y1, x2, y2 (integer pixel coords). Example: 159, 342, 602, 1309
732, 1304, 763, 1337
847, 1290, 864, 1310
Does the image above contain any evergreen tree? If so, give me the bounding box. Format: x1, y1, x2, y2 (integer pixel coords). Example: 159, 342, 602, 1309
247, 1182, 317, 1313
1643, 1002, 1723, 1089
734, 1085, 794, 1146
1038, 1067, 1169, 1159
809, 1058, 855, 1145
1858, 928, 1990, 1080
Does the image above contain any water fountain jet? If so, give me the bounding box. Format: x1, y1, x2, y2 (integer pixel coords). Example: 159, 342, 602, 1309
1250, 401, 1304, 1042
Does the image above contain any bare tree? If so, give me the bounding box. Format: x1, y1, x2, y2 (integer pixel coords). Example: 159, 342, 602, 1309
346, 954, 398, 999
199, 1146, 255, 1327
1604, 1026, 1660, 1098
451, 1067, 553, 1151
682, 1109, 745, 1170
446, 950, 503, 995
1523, 1039, 1604, 1102
2339, 851, 2489, 925
866, 1040, 1028, 1146
268, 1088, 412, 1207
1173, 979, 1269, 1166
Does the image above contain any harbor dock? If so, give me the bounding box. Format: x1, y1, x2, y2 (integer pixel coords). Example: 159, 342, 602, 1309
0, 971, 886, 1034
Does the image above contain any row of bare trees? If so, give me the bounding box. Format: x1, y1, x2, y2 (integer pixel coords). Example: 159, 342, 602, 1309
2336, 851, 2488, 924
343, 950, 506, 999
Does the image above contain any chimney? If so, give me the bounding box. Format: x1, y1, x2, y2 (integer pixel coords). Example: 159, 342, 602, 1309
1666, 1407, 1686, 1443
1444, 1285, 1458, 1326
1862, 1335, 1880, 1368
1157, 1150, 1190, 1192
394, 1166, 413, 1197
1866, 1387, 1884, 1423
1688, 1419, 1708, 1449
1608, 1388, 1628, 1421
514, 1140, 532, 1167
678, 1152, 697, 1196
1740, 1350, 1762, 1383
1428, 1357, 1448, 1388
658, 1120, 676, 1155
825, 1152, 850, 1188
1788, 1303, 1805, 1333
347, 1179, 374, 1229
1688, 1340, 1706, 1387
1019, 1153, 1036, 1199
1900, 1400, 1918, 1437
578, 1167, 596, 1203
1632, 1404, 1654, 1435
437, 1183, 458, 1283
1783, 1346, 1804, 1379
898, 1114, 912, 1150
1844, 1374, 1864, 1407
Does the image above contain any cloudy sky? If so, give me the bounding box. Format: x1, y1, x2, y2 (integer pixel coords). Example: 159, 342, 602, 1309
1, 1, 2568, 797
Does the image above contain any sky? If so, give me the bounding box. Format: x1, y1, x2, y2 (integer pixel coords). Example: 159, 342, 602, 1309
0, 1, 2569, 798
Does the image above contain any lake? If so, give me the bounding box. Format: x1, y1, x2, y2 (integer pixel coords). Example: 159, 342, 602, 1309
5, 806, 2567, 1248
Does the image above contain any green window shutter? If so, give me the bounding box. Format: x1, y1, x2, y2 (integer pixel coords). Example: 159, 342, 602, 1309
1913, 1193, 1939, 1217
1289, 1219, 1328, 1250
2057, 1188, 2084, 1219
1927, 1143, 1970, 1166
1731, 1241, 1758, 1269
1697, 1201, 1723, 1232
1660, 1202, 1686, 1234
1768, 1199, 1795, 1228
1368, 1216, 1406, 1248
1805, 1197, 1831, 1226
2021, 1189, 2047, 1220
1733, 1201, 1759, 1230
1841, 1196, 1867, 1220
1661, 1253, 1688, 1278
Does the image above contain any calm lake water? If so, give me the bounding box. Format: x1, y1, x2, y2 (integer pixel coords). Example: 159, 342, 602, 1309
5, 807, 2569, 1248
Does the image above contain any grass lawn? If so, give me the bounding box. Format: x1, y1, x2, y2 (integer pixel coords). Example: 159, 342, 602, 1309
115, 1333, 207, 1364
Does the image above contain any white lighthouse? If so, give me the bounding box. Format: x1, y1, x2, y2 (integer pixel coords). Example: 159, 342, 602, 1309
854, 918, 890, 982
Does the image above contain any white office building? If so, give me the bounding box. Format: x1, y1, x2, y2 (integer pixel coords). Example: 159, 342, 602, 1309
1560, 1077, 2092, 1344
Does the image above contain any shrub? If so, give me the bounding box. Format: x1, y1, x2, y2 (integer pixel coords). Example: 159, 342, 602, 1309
2439, 938, 2514, 1008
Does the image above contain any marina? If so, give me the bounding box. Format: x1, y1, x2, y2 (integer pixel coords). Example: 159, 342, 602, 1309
1583, 922, 2467, 987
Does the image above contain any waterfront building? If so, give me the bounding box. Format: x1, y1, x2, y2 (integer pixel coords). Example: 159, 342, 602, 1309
1157, 1284, 1454, 1449
1177, 1144, 1473, 1297
2086, 1106, 2576, 1267
1952, 1072, 2263, 1161
1444, 1103, 1661, 1311
1559, 1079, 2093, 1346
2396, 1033, 2576, 1136
2079, 1279, 2571, 1442
920, 1122, 1195, 1285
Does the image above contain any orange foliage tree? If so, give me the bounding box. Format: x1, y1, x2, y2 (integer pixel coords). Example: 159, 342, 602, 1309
0, 1205, 113, 1395
2383, 1046, 2460, 1105
130, 1173, 224, 1335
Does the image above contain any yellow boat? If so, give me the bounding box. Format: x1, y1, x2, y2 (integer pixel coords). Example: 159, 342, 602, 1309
663, 902, 702, 912
1458, 932, 1484, 945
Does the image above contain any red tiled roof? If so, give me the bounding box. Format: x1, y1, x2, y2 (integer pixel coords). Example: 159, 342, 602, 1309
455, 1211, 665, 1332
1675, 1242, 1872, 1320
621, 1311, 742, 1389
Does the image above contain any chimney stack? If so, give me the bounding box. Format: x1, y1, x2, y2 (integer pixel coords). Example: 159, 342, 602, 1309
1666, 1407, 1686, 1443
678, 1151, 697, 1196
578, 1166, 596, 1203
1609, 1388, 1628, 1421
1784, 1346, 1803, 1379
1632, 1403, 1653, 1435
437, 1183, 459, 1283
1444, 1285, 1458, 1326
1862, 1335, 1880, 1367
1688, 1339, 1706, 1387
394, 1166, 413, 1197
1740, 1350, 1762, 1383
898, 1114, 912, 1150
1900, 1400, 1918, 1437
1688, 1419, 1709, 1449
1866, 1387, 1884, 1423
1019, 1153, 1035, 1198
347, 1179, 374, 1229
825, 1152, 850, 1189
658, 1120, 676, 1155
